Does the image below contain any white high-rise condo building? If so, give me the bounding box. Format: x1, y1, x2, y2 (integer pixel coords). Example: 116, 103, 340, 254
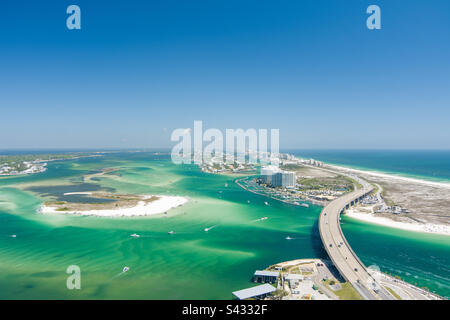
260, 165, 281, 184
260, 166, 296, 187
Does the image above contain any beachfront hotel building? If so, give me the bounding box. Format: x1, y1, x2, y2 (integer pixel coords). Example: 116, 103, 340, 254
260, 165, 280, 184
283, 171, 296, 187
260, 166, 296, 187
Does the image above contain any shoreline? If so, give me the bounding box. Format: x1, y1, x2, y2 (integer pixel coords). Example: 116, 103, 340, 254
235, 165, 450, 236
234, 177, 325, 206
344, 208, 450, 236
325, 163, 450, 190
39, 195, 188, 217
297, 160, 450, 236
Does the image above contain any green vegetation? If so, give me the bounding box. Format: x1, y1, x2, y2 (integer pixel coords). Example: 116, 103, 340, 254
369, 183, 379, 196
298, 175, 354, 192
0, 153, 86, 164
0, 152, 95, 175
45, 201, 66, 205
271, 289, 288, 299
333, 282, 363, 300
377, 183, 395, 206
280, 164, 302, 171
323, 279, 362, 300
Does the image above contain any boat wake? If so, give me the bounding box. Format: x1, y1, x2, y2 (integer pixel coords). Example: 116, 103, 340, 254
110, 266, 130, 280
253, 217, 268, 222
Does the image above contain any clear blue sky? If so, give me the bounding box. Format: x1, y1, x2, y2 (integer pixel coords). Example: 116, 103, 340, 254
1, 0, 449, 149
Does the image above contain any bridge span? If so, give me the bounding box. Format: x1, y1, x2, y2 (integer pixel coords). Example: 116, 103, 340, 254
318, 175, 395, 300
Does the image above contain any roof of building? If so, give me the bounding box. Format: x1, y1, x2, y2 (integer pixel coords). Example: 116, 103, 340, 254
232, 284, 276, 300
254, 270, 279, 277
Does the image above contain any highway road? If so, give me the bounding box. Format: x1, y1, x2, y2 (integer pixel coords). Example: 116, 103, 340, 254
318, 174, 395, 300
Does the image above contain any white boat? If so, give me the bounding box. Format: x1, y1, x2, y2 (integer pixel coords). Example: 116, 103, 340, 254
11, 234, 17, 238
168, 230, 174, 234
123, 266, 130, 272
130, 233, 140, 238
301, 203, 309, 208
264, 201, 269, 206
285, 236, 293, 240
260, 217, 268, 221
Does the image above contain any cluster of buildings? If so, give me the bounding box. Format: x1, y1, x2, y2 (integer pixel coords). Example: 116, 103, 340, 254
296, 189, 346, 202
376, 205, 410, 215
232, 260, 332, 300
198, 155, 256, 174
0, 161, 47, 176
260, 166, 297, 188
359, 193, 410, 215
280, 153, 296, 161
300, 158, 324, 167
0, 164, 13, 175
360, 194, 380, 205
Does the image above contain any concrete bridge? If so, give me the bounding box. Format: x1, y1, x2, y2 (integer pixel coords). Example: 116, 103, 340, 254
318, 176, 395, 300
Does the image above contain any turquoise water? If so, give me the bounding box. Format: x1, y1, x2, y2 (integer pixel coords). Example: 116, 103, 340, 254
290, 149, 450, 182
0, 152, 324, 299
290, 149, 450, 296
342, 217, 450, 296
0, 151, 449, 299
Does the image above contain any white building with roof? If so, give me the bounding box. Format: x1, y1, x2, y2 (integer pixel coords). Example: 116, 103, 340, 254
253, 270, 279, 283
232, 283, 276, 300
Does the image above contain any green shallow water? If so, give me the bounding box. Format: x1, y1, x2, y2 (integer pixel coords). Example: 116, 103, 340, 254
0, 152, 448, 299
0, 153, 323, 299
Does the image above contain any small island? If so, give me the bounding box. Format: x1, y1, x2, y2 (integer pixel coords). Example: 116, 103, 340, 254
38, 192, 188, 217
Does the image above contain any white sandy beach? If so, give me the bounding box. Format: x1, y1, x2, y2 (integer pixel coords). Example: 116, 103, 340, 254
326, 164, 450, 190
63, 192, 93, 195
345, 208, 450, 236
40, 195, 188, 217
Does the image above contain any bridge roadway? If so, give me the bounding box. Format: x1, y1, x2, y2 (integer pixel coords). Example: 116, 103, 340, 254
318, 175, 395, 300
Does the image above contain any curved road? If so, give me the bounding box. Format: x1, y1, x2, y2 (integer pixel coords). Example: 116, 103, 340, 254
318, 175, 395, 300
